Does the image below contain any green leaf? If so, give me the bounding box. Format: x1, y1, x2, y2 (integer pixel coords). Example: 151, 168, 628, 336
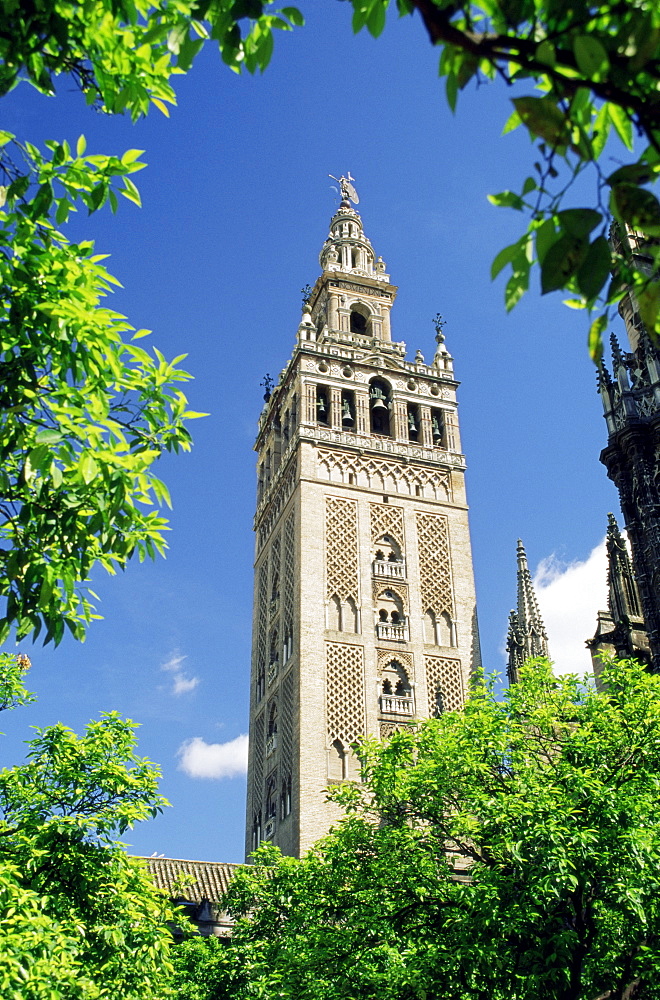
445, 72, 458, 113
588, 313, 607, 364
557, 208, 602, 238
535, 218, 558, 264
576, 237, 611, 300
487, 190, 525, 210
512, 96, 568, 147
281, 7, 305, 26
611, 185, 660, 236
491, 240, 524, 280
79, 453, 99, 484
573, 36, 610, 81
540, 234, 588, 294
607, 102, 633, 150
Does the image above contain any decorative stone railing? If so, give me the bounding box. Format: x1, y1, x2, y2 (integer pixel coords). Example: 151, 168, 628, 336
373, 559, 405, 580
375, 622, 408, 642
380, 695, 414, 716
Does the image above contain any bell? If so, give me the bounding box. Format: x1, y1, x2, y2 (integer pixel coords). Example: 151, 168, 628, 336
432, 415, 442, 443
408, 411, 418, 433
342, 399, 354, 425
370, 388, 388, 410
316, 396, 327, 417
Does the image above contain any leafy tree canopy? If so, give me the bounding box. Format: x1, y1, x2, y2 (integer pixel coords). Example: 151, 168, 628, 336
346, 0, 660, 361
0, 1, 303, 644
188, 658, 660, 1000
0, 653, 174, 999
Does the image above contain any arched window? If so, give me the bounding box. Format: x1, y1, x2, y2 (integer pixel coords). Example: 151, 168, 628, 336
369, 378, 391, 436
424, 609, 437, 645
407, 404, 420, 441
316, 385, 329, 424
268, 701, 278, 736
328, 739, 346, 780
328, 594, 342, 631
341, 389, 355, 427
431, 408, 445, 446
438, 610, 453, 646
350, 307, 368, 334
344, 596, 359, 633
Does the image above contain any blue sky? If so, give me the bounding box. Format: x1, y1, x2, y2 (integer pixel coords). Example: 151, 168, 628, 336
1, 3, 619, 863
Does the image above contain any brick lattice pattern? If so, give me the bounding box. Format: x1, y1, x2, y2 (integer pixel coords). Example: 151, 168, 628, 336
424, 655, 464, 715
326, 642, 365, 744
252, 710, 265, 810
325, 496, 359, 602
370, 502, 405, 548
416, 512, 454, 617
283, 512, 295, 633
281, 670, 295, 771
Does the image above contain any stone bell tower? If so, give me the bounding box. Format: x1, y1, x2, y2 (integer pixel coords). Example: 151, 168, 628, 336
245, 179, 481, 860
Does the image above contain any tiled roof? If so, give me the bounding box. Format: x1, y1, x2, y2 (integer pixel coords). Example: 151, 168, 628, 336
136, 856, 243, 905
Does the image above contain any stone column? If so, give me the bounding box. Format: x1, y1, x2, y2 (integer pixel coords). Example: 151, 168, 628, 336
419, 406, 433, 449
330, 387, 342, 431
355, 389, 369, 435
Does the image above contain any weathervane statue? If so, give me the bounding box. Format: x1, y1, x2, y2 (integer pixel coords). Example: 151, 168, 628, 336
329, 172, 359, 205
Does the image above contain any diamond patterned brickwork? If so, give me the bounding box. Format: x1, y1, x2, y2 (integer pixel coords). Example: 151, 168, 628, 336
424, 656, 464, 716
370, 502, 404, 549
257, 564, 268, 676
252, 711, 265, 809
326, 642, 365, 745
281, 671, 295, 771
283, 512, 295, 632
416, 512, 454, 617
325, 497, 359, 602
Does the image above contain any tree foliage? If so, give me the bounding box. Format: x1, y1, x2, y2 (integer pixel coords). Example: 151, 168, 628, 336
0, 653, 174, 999
0, 1, 304, 644
193, 658, 660, 1000
347, 0, 660, 360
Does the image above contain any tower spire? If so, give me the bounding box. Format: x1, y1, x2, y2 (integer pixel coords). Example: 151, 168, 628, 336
588, 514, 650, 682
506, 539, 550, 684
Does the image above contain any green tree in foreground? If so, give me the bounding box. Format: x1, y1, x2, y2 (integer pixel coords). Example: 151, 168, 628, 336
0, 0, 304, 643
347, 0, 660, 360
176, 657, 660, 1000
0, 654, 173, 999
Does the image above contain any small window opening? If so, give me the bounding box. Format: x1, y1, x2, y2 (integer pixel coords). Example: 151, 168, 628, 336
407, 404, 420, 441
316, 386, 329, 424
431, 408, 445, 446
369, 379, 391, 436
350, 310, 368, 335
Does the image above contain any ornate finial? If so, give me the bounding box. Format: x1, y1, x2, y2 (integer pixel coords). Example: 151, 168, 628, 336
433, 313, 446, 344
415, 349, 425, 364
610, 331, 625, 368
329, 172, 359, 205
301, 284, 312, 308
261, 373, 275, 402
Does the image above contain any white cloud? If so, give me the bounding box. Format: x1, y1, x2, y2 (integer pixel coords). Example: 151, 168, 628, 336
172, 674, 200, 695
177, 734, 249, 779
160, 651, 200, 696
533, 538, 608, 676
161, 653, 187, 673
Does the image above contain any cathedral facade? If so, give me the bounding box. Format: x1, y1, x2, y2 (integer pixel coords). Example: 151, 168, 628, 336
245, 184, 481, 859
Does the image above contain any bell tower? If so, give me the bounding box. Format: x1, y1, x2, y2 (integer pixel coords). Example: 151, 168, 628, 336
245, 180, 481, 859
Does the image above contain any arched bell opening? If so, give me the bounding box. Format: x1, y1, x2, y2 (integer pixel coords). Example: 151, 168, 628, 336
407, 404, 420, 442
350, 303, 370, 335
369, 377, 392, 436
431, 407, 445, 446
316, 385, 329, 425
341, 389, 355, 428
